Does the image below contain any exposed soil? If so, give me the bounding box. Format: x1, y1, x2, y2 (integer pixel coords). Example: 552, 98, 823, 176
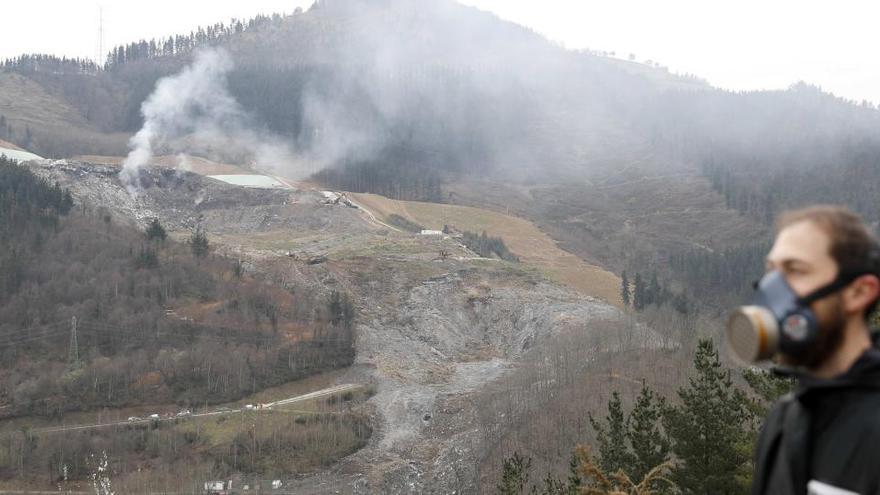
350, 193, 623, 307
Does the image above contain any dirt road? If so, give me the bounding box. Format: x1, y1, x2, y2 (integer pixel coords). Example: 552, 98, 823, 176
29, 384, 362, 435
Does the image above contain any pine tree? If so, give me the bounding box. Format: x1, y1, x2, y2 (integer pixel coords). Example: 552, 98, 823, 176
647, 272, 661, 306
663, 339, 755, 494
189, 225, 209, 259
628, 383, 670, 486
742, 368, 795, 416
145, 218, 167, 242
497, 452, 533, 495
588, 391, 635, 476
621, 270, 630, 307
566, 451, 582, 493
633, 273, 645, 310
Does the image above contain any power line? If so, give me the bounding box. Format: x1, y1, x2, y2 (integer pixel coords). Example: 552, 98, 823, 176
0, 318, 353, 349
0, 319, 68, 339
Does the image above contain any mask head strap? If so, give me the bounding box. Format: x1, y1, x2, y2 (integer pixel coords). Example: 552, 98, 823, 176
797, 271, 867, 306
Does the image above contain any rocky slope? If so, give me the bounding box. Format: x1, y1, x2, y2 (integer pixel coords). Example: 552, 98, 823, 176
25, 159, 624, 493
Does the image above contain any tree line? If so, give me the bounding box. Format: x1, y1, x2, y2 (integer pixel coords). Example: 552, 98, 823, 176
461, 230, 519, 262
313, 149, 445, 202
1, 15, 288, 74
668, 239, 771, 307
620, 271, 690, 315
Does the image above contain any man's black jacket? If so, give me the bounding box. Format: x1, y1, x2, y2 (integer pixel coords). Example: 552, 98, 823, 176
752, 346, 880, 494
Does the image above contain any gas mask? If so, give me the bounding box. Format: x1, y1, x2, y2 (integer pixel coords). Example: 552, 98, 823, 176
726, 270, 860, 363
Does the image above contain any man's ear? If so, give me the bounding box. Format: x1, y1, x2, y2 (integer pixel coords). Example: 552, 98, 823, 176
846, 274, 880, 315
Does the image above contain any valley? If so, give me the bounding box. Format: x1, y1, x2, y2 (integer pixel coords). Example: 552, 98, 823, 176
2, 0, 879, 493
1, 157, 631, 492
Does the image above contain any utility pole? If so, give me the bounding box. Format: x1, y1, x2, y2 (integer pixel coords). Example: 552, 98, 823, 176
68, 316, 79, 365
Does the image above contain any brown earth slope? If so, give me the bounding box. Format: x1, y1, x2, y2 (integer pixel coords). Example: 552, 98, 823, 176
349, 192, 623, 307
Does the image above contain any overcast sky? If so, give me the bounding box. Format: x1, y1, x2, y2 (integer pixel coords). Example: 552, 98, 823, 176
2, 0, 879, 104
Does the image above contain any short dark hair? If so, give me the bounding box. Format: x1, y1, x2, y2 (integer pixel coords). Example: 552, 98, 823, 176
777, 205, 880, 318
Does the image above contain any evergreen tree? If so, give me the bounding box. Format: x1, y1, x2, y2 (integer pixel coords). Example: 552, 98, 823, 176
621, 270, 630, 307
328, 290, 355, 328
145, 218, 167, 242
566, 452, 582, 493
134, 245, 159, 269
189, 225, 210, 259
628, 383, 670, 486
497, 452, 533, 495
647, 272, 661, 306
633, 273, 645, 310
537, 473, 567, 495
663, 339, 755, 494
588, 391, 635, 476
742, 368, 795, 416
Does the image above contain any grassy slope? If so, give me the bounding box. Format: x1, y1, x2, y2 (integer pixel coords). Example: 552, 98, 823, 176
0, 73, 129, 156
0, 139, 22, 150
349, 192, 623, 307
0, 73, 87, 127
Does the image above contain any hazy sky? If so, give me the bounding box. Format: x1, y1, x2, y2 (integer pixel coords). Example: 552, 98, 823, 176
2, 0, 879, 104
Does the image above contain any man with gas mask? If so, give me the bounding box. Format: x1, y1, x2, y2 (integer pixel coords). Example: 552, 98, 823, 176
726, 206, 880, 495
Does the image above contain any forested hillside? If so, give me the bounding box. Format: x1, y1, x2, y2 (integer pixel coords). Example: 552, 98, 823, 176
3, 0, 880, 491
0, 157, 355, 418
3, 0, 879, 217
0, 0, 692, 190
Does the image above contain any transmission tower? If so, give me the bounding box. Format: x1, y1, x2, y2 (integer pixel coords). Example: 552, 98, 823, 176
95, 7, 105, 66
68, 316, 79, 364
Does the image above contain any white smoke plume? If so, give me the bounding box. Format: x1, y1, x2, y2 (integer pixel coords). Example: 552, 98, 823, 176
120, 47, 298, 195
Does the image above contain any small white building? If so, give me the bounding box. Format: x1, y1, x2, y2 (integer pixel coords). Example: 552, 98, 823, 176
420, 230, 444, 236
204, 480, 232, 495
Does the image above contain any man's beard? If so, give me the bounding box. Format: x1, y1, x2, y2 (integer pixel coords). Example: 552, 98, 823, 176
780, 295, 847, 370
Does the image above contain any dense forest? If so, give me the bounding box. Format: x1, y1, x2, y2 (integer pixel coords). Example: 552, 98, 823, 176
313, 149, 445, 202
0, 157, 355, 418
700, 138, 880, 225
668, 240, 771, 305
